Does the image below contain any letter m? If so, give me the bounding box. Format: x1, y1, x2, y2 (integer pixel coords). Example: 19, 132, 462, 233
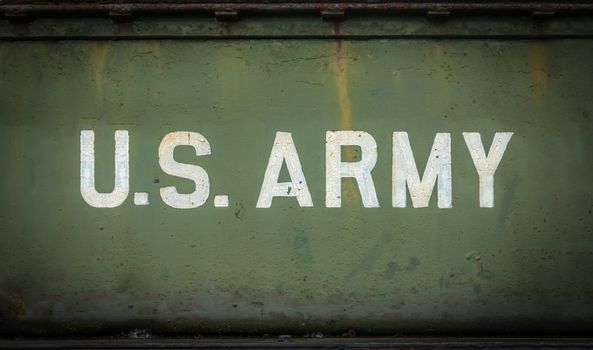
392, 132, 452, 208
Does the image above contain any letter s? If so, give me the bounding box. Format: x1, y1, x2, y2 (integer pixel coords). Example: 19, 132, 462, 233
158, 131, 211, 209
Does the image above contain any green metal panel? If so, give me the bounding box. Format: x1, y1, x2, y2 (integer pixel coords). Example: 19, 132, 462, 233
0, 36, 592, 335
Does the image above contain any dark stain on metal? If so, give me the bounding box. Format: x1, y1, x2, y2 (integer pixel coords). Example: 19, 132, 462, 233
333, 20, 341, 38
234, 201, 244, 220
219, 21, 233, 36
113, 20, 135, 36
341, 329, 357, 337
384, 257, 422, 279
8, 20, 29, 36
0, 292, 26, 320
347, 233, 392, 280
294, 230, 313, 264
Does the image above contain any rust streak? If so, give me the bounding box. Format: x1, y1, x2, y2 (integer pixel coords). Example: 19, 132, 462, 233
90, 41, 108, 103
333, 22, 351, 130
335, 47, 351, 130
333, 23, 358, 203
529, 42, 548, 106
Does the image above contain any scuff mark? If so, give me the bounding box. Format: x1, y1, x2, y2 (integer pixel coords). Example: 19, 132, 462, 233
296, 80, 324, 87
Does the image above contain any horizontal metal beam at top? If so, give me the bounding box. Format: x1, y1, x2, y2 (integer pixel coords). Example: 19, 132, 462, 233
2, 14, 593, 39
1, 1, 593, 39
1, 1, 593, 16
1, 16, 593, 39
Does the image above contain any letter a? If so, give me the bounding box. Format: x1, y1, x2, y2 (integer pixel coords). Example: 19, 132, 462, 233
257, 132, 313, 208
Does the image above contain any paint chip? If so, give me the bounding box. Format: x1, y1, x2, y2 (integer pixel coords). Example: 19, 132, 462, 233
134, 192, 149, 206
214, 195, 229, 208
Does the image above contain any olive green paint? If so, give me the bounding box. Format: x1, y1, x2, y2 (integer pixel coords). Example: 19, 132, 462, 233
0, 39, 592, 335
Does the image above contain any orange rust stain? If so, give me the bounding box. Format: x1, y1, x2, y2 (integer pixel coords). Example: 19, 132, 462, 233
143, 40, 155, 50
335, 41, 352, 131
434, 43, 445, 67
142, 40, 158, 58
529, 42, 548, 106
333, 20, 352, 131
90, 42, 108, 102
140, 41, 162, 71
213, 44, 248, 106
333, 39, 358, 203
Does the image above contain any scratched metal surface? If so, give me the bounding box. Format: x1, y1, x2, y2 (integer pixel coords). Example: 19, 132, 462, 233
0, 39, 592, 335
